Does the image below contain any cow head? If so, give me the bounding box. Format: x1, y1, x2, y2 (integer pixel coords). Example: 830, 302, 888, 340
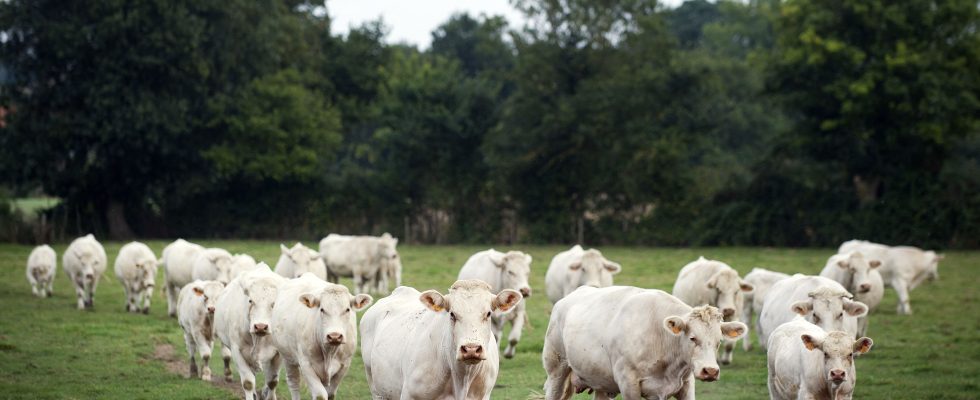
791, 287, 867, 334
379, 234, 401, 276
204, 250, 235, 284
834, 252, 879, 294
924, 250, 942, 282
663, 305, 747, 382
239, 270, 282, 337
281, 243, 323, 278
133, 257, 158, 291
73, 249, 99, 301
489, 250, 532, 298
419, 279, 521, 364
801, 331, 872, 391
703, 262, 752, 321
231, 254, 257, 278
299, 283, 372, 347
568, 249, 621, 290
191, 280, 225, 314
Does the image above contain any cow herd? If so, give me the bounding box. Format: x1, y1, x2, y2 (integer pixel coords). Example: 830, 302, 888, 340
23, 235, 942, 400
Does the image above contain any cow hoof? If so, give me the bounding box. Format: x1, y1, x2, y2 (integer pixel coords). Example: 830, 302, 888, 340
142, 307, 150, 315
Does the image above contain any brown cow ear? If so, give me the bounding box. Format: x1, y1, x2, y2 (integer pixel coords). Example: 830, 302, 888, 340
493, 290, 522, 313
568, 262, 582, 271
419, 290, 448, 312
663, 316, 686, 336
801, 334, 821, 351
351, 294, 373, 311
192, 287, 205, 296
791, 301, 812, 315
853, 337, 873, 355
837, 260, 849, 269
868, 260, 881, 268
299, 294, 319, 309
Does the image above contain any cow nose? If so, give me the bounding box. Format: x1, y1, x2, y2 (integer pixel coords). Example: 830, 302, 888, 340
722, 308, 735, 318
698, 367, 719, 381
460, 344, 484, 361
207, 306, 215, 313
858, 284, 871, 292
326, 333, 344, 345
520, 287, 531, 298
252, 323, 269, 335
830, 369, 846, 382
85, 273, 94, 280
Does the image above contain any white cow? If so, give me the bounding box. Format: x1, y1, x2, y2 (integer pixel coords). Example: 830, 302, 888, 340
113, 241, 159, 314
767, 317, 874, 400
26, 244, 56, 298
672, 256, 753, 364
274, 242, 327, 280
63, 234, 107, 310
758, 275, 868, 349
838, 240, 942, 314
214, 264, 287, 400
457, 249, 533, 359
191, 248, 235, 284
545, 245, 621, 304
320, 233, 401, 294
162, 239, 206, 317
232, 253, 258, 276
543, 286, 747, 400
820, 252, 884, 337
177, 280, 225, 381
272, 273, 373, 400
360, 280, 522, 400
741, 268, 790, 351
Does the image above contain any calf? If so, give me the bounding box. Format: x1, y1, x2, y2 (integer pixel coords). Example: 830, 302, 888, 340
272, 273, 372, 400
838, 240, 942, 315
543, 286, 747, 399
758, 275, 868, 349
274, 242, 327, 280
162, 239, 206, 317
177, 280, 225, 381
113, 241, 159, 314
820, 252, 884, 336
672, 256, 753, 364
741, 268, 790, 351
213, 264, 286, 400
360, 280, 522, 399
768, 317, 873, 400
63, 234, 107, 310
26, 244, 56, 298
545, 245, 621, 304
457, 249, 533, 359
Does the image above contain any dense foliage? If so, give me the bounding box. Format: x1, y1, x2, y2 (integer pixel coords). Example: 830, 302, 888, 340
1, 0, 977, 247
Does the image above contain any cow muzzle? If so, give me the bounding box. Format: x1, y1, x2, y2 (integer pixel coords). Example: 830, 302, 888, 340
696, 367, 719, 382
252, 323, 269, 336
858, 283, 870, 293
829, 369, 846, 383
459, 344, 485, 364
326, 332, 344, 345
722, 308, 735, 318
519, 287, 531, 298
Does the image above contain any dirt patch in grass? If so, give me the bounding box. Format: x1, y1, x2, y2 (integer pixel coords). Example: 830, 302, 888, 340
152, 342, 241, 395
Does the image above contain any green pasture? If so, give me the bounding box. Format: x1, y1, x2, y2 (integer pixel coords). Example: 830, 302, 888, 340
0, 242, 977, 399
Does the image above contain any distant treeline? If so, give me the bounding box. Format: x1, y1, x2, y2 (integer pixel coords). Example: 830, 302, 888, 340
1, 0, 977, 248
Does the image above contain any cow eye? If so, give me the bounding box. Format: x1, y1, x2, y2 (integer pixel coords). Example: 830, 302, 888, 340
346, 307, 351, 313
449, 312, 457, 322
836, 313, 843, 319
508, 271, 516, 276
813, 315, 820, 323
486, 311, 492, 319
248, 299, 254, 305
689, 337, 697, 343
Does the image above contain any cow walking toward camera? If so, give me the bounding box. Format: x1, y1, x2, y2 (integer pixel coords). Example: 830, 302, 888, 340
360, 280, 522, 399
63, 234, 107, 310
672, 256, 753, 364
457, 249, 533, 359
820, 252, 884, 337
543, 286, 747, 400
114, 241, 159, 314
177, 280, 225, 381
741, 268, 790, 351
545, 245, 621, 304
758, 275, 868, 349
274, 242, 327, 280
162, 239, 206, 317
26, 244, 56, 298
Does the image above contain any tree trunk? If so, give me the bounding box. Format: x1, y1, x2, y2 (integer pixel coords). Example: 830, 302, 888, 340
106, 200, 134, 239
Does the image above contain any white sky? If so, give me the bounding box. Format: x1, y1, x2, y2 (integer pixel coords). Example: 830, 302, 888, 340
327, 0, 684, 48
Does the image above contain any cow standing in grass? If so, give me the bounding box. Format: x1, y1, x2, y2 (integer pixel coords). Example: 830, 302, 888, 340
741, 268, 790, 351
63, 234, 107, 310
545, 245, 621, 305
821, 252, 884, 337
162, 239, 206, 317
457, 249, 533, 359
177, 280, 225, 381
26, 244, 56, 298
114, 241, 159, 314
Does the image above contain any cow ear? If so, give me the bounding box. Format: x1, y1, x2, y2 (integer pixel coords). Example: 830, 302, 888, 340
837, 260, 849, 269
843, 300, 868, 318
853, 337, 873, 355
568, 262, 582, 271
791, 301, 812, 315
720, 321, 748, 340
420, 290, 448, 312
192, 287, 205, 296
603, 261, 621, 274
868, 260, 881, 268
739, 281, 754, 293
488, 251, 505, 267
280, 244, 291, 256
801, 334, 821, 351
299, 294, 319, 309
524, 254, 533, 265
493, 289, 522, 313
351, 294, 373, 311
663, 316, 686, 336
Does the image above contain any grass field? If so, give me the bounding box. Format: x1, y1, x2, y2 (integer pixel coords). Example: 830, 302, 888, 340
0, 241, 977, 399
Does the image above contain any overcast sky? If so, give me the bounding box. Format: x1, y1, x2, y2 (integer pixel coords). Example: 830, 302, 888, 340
327, 0, 684, 48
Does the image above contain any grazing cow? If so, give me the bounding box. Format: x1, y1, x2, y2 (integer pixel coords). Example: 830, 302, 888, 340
162, 239, 206, 317
545, 245, 621, 304
320, 233, 401, 295
192, 248, 235, 284
839, 240, 942, 315
672, 257, 753, 364
360, 280, 522, 400
113, 241, 159, 314
457, 249, 533, 359
758, 275, 868, 349
767, 317, 874, 400
820, 252, 884, 337
177, 280, 225, 381
272, 273, 373, 400
63, 234, 107, 310
214, 264, 287, 400
741, 268, 790, 351
26, 244, 56, 298
543, 286, 747, 400
274, 242, 327, 280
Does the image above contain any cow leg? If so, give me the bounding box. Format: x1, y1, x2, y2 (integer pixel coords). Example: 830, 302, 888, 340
504, 311, 526, 359
675, 373, 695, 400
299, 362, 329, 400
194, 332, 213, 381
892, 278, 912, 315
142, 286, 154, 314
222, 345, 234, 382
166, 282, 179, 317
613, 365, 642, 400
326, 269, 339, 284
857, 316, 869, 338
352, 270, 366, 295
72, 275, 87, 310
260, 352, 281, 400
720, 338, 735, 365
229, 347, 258, 400
543, 343, 573, 400
491, 315, 505, 344
741, 303, 754, 352
377, 266, 390, 295
283, 362, 302, 400
183, 332, 199, 378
